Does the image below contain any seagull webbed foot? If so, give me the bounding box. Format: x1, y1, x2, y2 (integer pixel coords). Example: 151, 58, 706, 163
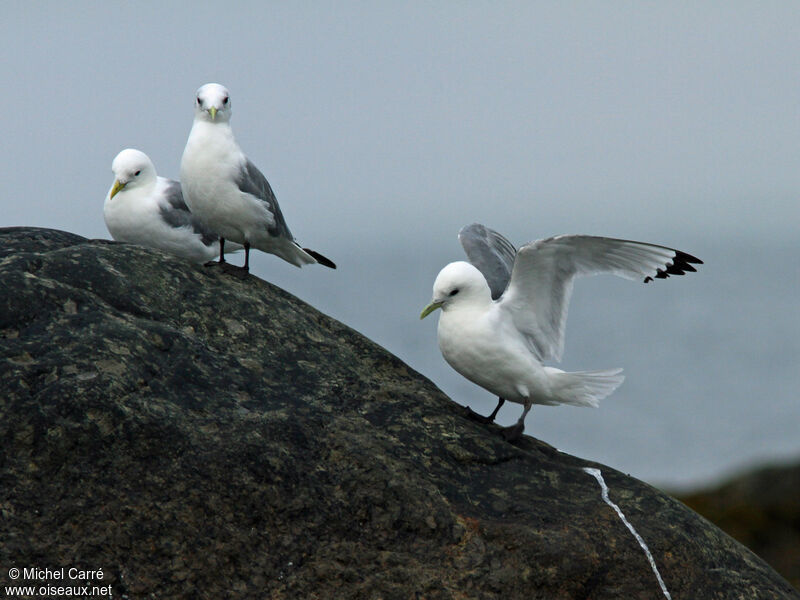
466, 406, 496, 424
204, 251, 226, 268
220, 262, 249, 279
466, 397, 506, 424
501, 422, 525, 442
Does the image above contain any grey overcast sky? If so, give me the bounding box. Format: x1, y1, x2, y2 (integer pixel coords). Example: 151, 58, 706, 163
2, 2, 799, 248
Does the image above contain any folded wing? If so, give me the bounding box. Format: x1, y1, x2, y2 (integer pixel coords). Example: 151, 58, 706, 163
235, 159, 293, 239
157, 179, 219, 247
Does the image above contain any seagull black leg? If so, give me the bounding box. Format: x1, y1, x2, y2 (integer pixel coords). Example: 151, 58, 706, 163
221, 240, 250, 278
242, 241, 250, 272
467, 397, 506, 424
204, 237, 226, 268
487, 397, 505, 421
501, 402, 531, 442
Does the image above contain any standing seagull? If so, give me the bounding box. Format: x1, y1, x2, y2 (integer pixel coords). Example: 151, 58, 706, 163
104, 148, 240, 263
180, 83, 335, 276
420, 223, 703, 442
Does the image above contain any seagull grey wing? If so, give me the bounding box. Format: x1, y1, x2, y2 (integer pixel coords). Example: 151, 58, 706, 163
498, 235, 703, 362
161, 179, 191, 212
458, 223, 517, 300
158, 179, 218, 247
236, 159, 294, 239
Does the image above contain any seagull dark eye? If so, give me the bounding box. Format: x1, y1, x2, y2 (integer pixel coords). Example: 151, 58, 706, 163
196, 96, 202, 105
222, 96, 229, 105
449, 289, 459, 297
134, 170, 141, 176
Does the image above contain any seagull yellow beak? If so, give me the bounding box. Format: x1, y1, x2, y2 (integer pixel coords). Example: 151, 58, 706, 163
109, 179, 126, 200
209, 106, 217, 120
419, 300, 443, 320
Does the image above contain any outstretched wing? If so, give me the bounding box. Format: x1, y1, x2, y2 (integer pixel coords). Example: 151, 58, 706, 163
498, 235, 702, 361
157, 179, 219, 247
458, 223, 517, 300
235, 159, 294, 239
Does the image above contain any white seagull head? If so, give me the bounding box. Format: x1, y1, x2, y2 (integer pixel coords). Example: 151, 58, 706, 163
194, 83, 232, 123
420, 260, 492, 319
109, 148, 157, 200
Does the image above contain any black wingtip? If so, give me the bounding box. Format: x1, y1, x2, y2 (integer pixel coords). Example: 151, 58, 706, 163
304, 248, 336, 269
677, 250, 704, 265
668, 250, 703, 276
643, 250, 703, 283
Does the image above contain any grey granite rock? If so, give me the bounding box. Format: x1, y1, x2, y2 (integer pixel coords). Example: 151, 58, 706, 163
1, 227, 797, 599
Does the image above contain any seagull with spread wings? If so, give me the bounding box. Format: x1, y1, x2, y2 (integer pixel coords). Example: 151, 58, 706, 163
420, 223, 703, 442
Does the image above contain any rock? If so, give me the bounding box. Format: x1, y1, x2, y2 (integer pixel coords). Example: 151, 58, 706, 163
0, 226, 797, 599
679, 462, 800, 591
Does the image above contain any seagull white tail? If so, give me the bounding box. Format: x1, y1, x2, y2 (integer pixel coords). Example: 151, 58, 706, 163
543, 367, 625, 407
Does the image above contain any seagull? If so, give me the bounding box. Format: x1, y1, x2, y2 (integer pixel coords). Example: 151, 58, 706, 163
180, 83, 335, 277
104, 149, 240, 263
420, 223, 703, 442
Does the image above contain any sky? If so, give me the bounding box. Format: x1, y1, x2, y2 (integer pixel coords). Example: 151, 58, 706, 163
2, 2, 799, 488
3, 2, 799, 246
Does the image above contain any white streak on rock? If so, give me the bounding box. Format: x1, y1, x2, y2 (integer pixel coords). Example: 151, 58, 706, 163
583, 467, 671, 599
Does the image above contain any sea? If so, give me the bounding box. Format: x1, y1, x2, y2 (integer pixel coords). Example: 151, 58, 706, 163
257, 235, 799, 493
